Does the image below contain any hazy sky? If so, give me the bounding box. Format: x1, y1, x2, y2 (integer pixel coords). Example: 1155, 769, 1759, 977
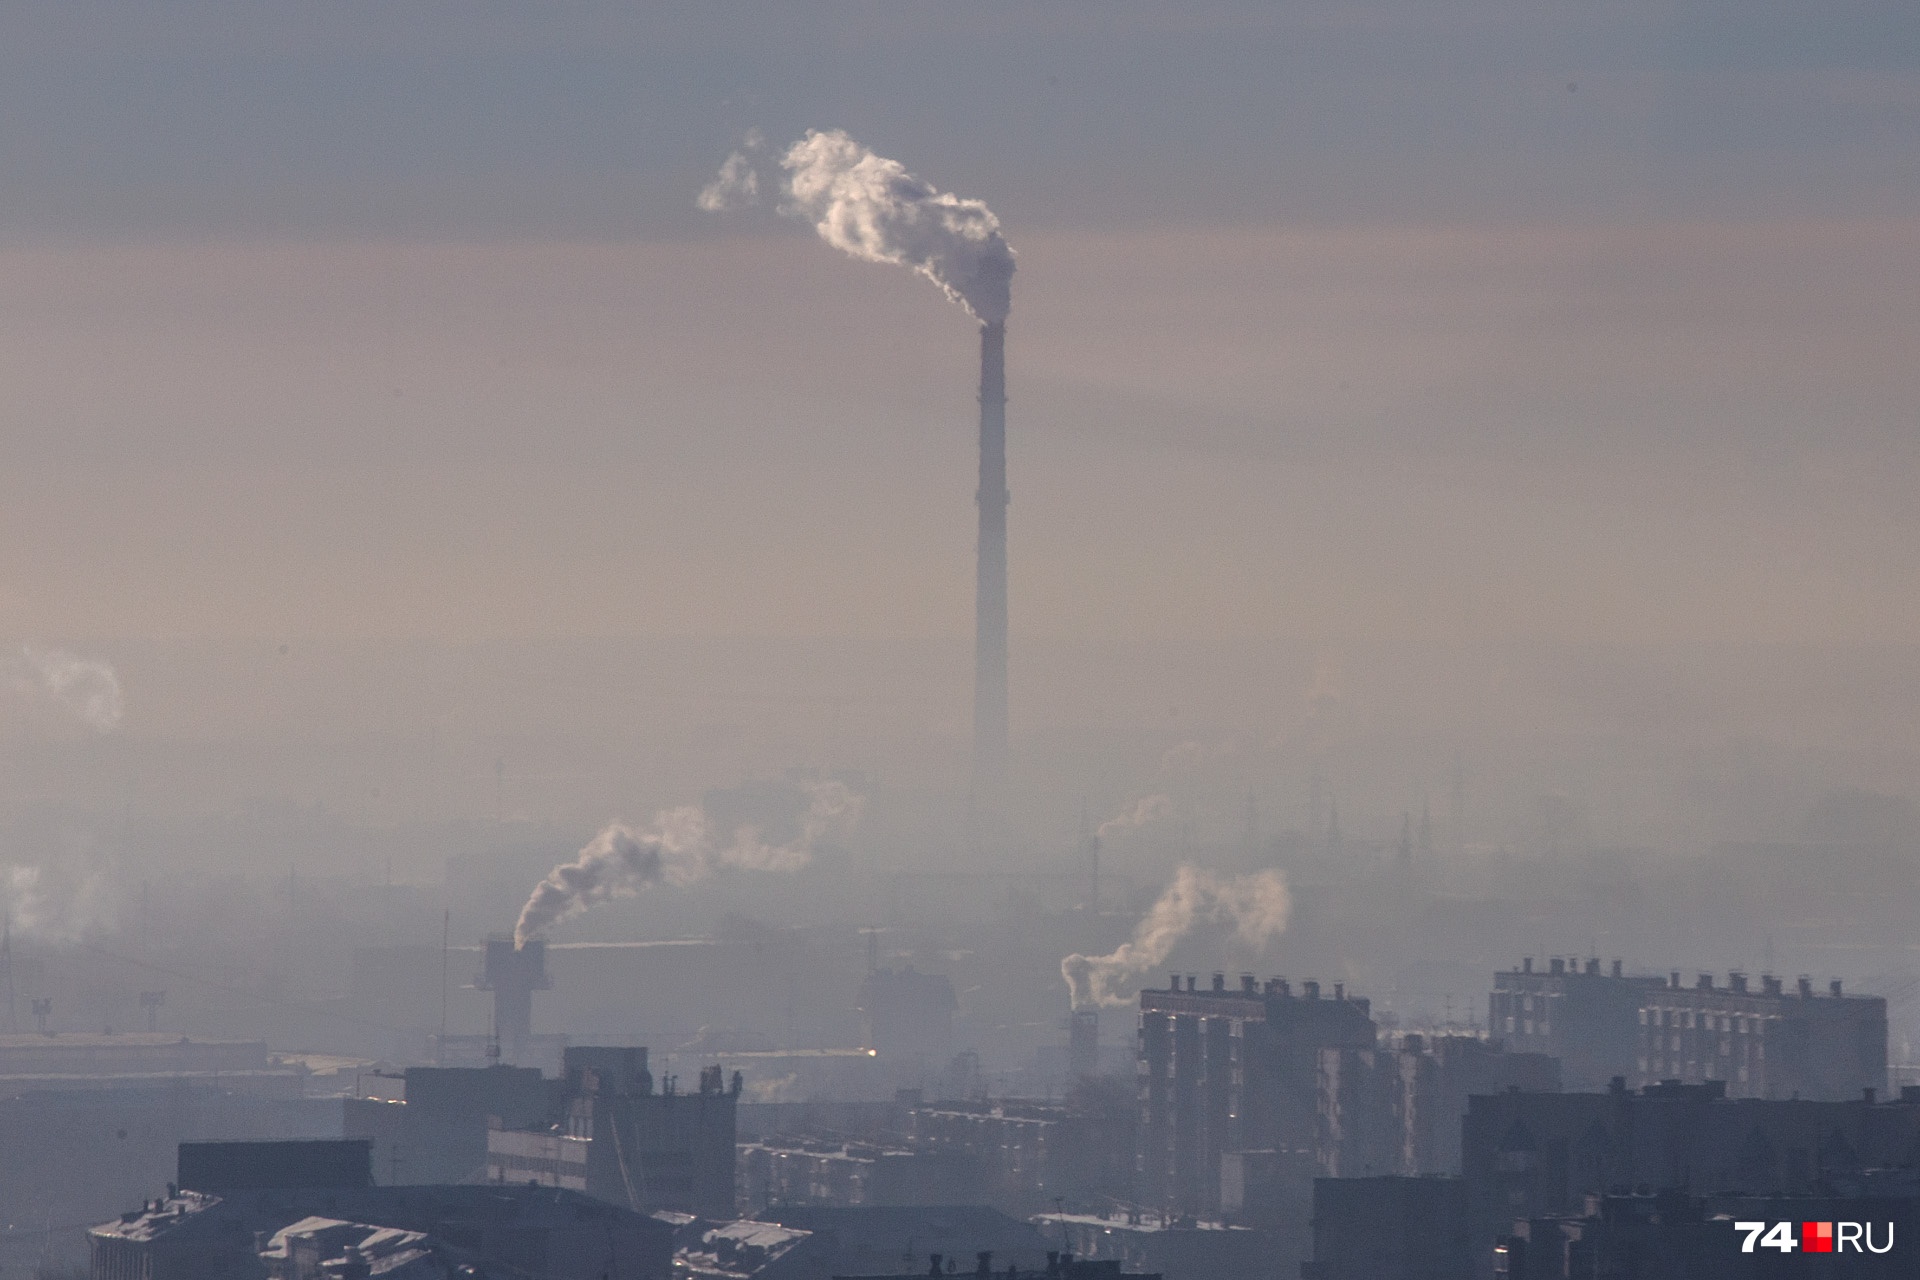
2, 1, 1918, 656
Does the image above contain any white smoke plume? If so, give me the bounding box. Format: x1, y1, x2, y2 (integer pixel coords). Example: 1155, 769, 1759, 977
780, 129, 1015, 323
697, 129, 765, 212
702, 128, 1015, 324
1097, 794, 1173, 840
4, 863, 119, 943
1061, 865, 1291, 1009
513, 781, 863, 947
10, 647, 123, 732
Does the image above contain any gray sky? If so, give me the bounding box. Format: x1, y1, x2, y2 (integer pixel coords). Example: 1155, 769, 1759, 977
1, 0, 1917, 749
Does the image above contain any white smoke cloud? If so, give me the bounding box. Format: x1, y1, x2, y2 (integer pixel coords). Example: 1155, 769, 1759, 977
513, 780, 864, 947
697, 129, 765, 212
701, 128, 1018, 324
1097, 793, 1173, 840
4, 863, 119, 943
1061, 865, 1291, 1009
10, 647, 123, 732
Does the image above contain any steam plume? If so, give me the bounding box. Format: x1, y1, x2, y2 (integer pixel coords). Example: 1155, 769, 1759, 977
697, 129, 765, 212
1097, 794, 1173, 840
1061, 865, 1291, 1009
513, 781, 863, 947
10, 647, 123, 732
4, 863, 118, 942
701, 128, 1017, 323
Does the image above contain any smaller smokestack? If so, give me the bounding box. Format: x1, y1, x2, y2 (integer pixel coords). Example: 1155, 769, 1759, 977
1068, 1008, 1098, 1078
478, 936, 551, 1065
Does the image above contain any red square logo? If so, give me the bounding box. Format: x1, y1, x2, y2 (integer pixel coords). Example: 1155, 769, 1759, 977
1803, 1222, 1833, 1253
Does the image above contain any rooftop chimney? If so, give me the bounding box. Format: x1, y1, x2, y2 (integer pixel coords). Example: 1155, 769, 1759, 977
1730, 973, 1747, 994
1212, 972, 1226, 992
1522, 957, 1532, 974
971, 321, 1010, 805
1611, 959, 1623, 978
1550, 958, 1565, 975
1303, 980, 1321, 1000
1830, 979, 1844, 997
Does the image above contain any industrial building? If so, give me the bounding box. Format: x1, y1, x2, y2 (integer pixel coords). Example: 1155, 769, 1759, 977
478, 1045, 740, 1219
1490, 957, 1887, 1099
1138, 973, 1376, 1218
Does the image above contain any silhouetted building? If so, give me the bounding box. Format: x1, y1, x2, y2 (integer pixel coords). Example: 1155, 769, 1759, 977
762, 1205, 1055, 1276
1038, 1212, 1278, 1280
1319, 1034, 1561, 1177
178, 1139, 372, 1192
1491, 957, 1886, 1099
483, 1045, 740, 1219
400, 1063, 549, 1184
1462, 1079, 1920, 1266
89, 1160, 672, 1280
1301, 1175, 1469, 1280
737, 1138, 964, 1211
1493, 1189, 1915, 1279
1139, 973, 1376, 1217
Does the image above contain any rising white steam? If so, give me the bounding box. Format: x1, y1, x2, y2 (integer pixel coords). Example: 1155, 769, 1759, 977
701, 128, 1016, 323
697, 129, 765, 212
513, 781, 864, 947
1097, 794, 1173, 840
10, 647, 123, 732
4, 863, 118, 942
1061, 865, 1291, 1009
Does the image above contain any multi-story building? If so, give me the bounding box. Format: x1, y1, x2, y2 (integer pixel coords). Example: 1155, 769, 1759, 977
1461, 1079, 1920, 1266
1319, 1034, 1560, 1178
1490, 957, 1886, 1100
1138, 972, 1377, 1217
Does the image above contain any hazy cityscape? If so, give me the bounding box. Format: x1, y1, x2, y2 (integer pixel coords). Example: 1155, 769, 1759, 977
5, 4, 1920, 1279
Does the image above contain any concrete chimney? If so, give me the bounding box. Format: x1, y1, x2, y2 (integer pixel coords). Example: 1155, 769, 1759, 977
972, 321, 1010, 805
479, 936, 551, 1065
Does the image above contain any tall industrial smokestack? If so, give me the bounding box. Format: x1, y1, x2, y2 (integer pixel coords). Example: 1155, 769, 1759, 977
705, 129, 1018, 814
974, 321, 1009, 801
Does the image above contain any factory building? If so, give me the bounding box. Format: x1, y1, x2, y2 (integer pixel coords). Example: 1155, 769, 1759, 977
1491, 957, 1887, 1099
1138, 973, 1376, 1218
479, 1045, 740, 1220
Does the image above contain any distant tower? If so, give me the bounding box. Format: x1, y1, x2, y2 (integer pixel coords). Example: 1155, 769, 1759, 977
972, 321, 1010, 807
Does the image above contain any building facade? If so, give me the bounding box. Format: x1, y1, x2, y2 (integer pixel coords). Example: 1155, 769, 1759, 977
1490, 957, 1886, 1100
1138, 972, 1377, 1217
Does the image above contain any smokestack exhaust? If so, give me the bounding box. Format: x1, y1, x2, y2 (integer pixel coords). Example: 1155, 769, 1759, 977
974, 321, 1009, 802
